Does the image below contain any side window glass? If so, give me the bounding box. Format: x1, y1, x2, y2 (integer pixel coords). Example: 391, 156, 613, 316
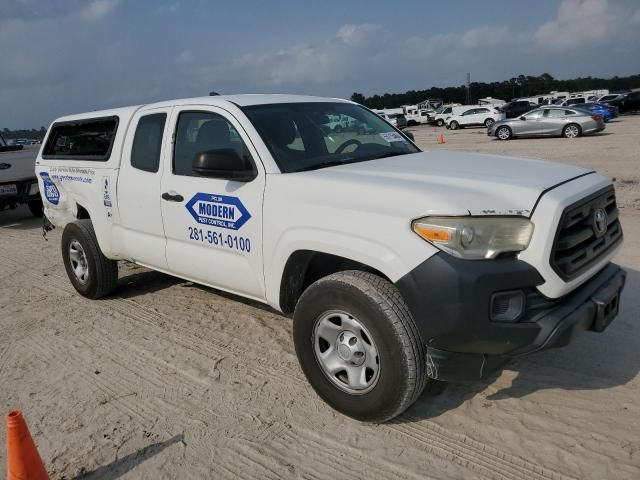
131, 113, 166, 173
173, 111, 251, 177
565, 110, 576, 115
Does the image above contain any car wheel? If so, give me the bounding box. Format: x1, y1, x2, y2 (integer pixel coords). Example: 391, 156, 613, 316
27, 199, 43, 217
449, 121, 459, 130
496, 126, 512, 140
293, 271, 427, 422
437, 119, 444, 127
61, 219, 118, 299
484, 118, 495, 127
562, 123, 581, 138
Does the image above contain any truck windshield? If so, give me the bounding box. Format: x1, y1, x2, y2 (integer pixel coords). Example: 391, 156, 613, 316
242, 102, 420, 173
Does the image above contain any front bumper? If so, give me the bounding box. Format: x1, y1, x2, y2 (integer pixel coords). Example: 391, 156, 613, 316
395, 253, 626, 382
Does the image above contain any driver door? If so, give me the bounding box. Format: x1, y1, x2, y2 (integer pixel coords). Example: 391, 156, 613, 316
160, 106, 266, 300
514, 110, 544, 135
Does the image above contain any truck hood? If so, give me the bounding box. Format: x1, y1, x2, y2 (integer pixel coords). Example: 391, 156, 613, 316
0, 146, 38, 183
294, 150, 593, 217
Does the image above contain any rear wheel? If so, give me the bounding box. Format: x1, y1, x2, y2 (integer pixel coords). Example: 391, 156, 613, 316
449, 121, 459, 130
496, 126, 512, 140
293, 271, 427, 422
61, 220, 118, 299
484, 118, 495, 127
562, 123, 581, 138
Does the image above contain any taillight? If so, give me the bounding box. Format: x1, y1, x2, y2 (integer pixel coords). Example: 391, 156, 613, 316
591, 115, 602, 121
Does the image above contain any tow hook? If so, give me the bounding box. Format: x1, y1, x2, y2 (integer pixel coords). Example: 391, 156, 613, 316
42, 216, 54, 241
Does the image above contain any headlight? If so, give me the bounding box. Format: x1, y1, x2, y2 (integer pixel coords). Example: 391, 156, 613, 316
412, 216, 534, 259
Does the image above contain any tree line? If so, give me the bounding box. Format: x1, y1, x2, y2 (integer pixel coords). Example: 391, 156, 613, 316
351, 73, 640, 109
1, 127, 47, 140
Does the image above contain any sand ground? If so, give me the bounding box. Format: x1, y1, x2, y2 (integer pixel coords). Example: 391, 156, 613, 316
1, 117, 639, 479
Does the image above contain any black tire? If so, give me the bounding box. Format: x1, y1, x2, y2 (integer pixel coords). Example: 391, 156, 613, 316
61, 219, 118, 299
27, 199, 43, 217
562, 123, 582, 138
449, 120, 459, 130
436, 119, 444, 127
496, 125, 512, 140
293, 271, 427, 422
484, 118, 495, 127
407, 120, 417, 127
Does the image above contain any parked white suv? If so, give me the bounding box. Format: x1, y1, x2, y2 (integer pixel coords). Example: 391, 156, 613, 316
446, 107, 505, 129
36, 94, 625, 422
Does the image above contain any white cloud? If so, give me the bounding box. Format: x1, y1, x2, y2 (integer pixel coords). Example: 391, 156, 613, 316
535, 0, 614, 49
336, 24, 378, 46
81, 0, 121, 21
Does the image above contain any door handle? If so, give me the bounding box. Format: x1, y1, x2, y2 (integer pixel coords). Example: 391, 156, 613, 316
162, 192, 184, 202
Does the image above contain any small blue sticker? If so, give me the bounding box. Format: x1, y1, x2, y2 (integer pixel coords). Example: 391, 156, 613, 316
185, 193, 251, 230
40, 172, 60, 205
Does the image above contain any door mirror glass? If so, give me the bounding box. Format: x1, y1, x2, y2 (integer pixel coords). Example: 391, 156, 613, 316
520, 116, 526, 120
192, 149, 257, 182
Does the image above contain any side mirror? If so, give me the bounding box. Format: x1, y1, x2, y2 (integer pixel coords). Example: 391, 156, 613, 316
192, 149, 257, 182
520, 116, 527, 120
404, 131, 415, 141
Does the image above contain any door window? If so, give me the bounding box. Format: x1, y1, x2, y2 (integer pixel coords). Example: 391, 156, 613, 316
173, 111, 251, 177
523, 110, 543, 119
544, 109, 565, 118
131, 113, 166, 173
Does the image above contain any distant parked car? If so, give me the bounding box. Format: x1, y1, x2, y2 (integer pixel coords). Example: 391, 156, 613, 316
499, 100, 537, 119
578, 103, 618, 122
560, 97, 590, 107
488, 107, 605, 140
386, 113, 407, 129
446, 107, 504, 130
597, 93, 626, 104
616, 92, 640, 114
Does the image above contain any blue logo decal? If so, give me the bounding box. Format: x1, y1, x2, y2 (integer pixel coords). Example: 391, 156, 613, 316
185, 193, 251, 230
40, 172, 60, 205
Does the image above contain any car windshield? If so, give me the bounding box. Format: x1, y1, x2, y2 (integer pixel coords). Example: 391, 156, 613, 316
242, 102, 420, 173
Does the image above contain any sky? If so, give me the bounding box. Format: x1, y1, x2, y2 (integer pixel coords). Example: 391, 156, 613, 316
1, 0, 640, 128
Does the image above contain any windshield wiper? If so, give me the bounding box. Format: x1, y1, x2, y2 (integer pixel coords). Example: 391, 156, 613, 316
370, 150, 409, 160
295, 160, 355, 172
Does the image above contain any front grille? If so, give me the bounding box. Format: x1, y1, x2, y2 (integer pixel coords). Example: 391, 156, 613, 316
550, 186, 622, 281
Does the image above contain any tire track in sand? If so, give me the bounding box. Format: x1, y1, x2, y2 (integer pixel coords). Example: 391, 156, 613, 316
0, 251, 576, 480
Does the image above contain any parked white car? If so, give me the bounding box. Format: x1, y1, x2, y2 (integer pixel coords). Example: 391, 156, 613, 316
446, 107, 505, 129
36, 94, 625, 422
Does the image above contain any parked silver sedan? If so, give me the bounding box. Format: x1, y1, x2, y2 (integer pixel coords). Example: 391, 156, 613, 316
488, 106, 605, 140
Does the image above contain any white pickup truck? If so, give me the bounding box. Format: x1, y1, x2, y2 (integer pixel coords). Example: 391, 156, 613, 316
36, 94, 625, 422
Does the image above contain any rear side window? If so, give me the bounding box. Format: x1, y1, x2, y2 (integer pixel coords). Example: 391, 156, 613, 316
131, 113, 166, 173
43, 117, 118, 160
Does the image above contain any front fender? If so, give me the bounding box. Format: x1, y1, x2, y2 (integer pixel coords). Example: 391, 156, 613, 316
264, 226, 438, 310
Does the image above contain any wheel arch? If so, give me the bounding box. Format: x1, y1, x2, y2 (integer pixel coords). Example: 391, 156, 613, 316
278, 250, 392, 314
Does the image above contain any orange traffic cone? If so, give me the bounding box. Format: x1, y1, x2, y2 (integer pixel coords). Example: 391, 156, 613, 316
438, 133, 445, 144
6, 411, 49, 480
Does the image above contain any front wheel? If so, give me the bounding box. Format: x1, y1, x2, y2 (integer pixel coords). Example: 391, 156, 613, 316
496, 126, 512, 140
449, 121, 459, 130
437, 119, 444, 127
562, 123, 581, 138
293, 271, 427, 422
27, 199, 43, 217
61, 220, 118, 299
